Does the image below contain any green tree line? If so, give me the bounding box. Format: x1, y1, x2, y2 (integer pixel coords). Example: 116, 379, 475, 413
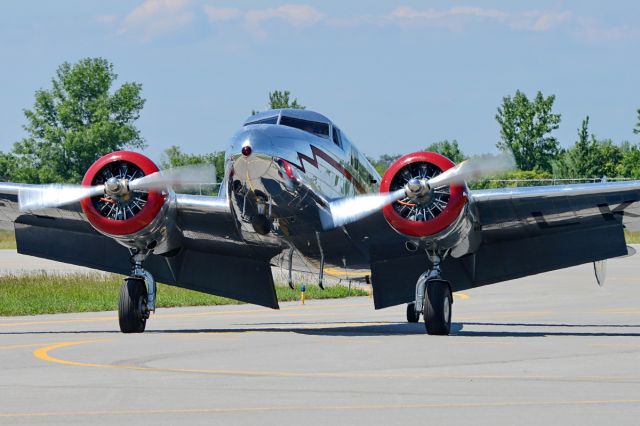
371, 91, 640, 187
2, 58, 640, 188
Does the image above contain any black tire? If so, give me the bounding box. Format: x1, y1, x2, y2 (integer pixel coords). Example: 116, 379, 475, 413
406, 302, 420, 323
118, 278, 147, 333
423, 280, 452, 335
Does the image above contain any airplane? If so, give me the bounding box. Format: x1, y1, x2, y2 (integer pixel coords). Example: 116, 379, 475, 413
0, 108, 637, 335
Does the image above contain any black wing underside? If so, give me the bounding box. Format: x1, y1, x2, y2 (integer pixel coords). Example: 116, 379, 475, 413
3, 181, 640, 312
0, 186, 281, 309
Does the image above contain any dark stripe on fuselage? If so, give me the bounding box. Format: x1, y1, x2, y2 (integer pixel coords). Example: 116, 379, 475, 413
291, 145, 366, 194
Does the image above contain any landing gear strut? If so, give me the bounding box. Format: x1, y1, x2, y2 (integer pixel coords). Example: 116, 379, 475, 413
407, 251, 453, 335
118, 250, 156, 333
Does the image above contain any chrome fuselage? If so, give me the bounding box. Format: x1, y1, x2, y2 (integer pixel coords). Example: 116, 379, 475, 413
224, 114, 380, 273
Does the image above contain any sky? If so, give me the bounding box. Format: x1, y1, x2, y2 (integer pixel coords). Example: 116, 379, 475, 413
1, 1, 639, 163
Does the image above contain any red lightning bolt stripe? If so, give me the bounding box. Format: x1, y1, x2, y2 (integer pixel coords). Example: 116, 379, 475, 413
290, 145, 366, 194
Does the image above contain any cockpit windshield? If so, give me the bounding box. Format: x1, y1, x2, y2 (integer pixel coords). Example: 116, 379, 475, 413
279, 116, 330, 139
245, 116, 278, 126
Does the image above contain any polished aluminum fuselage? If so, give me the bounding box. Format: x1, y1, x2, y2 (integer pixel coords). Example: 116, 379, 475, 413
225, 121, 381, 273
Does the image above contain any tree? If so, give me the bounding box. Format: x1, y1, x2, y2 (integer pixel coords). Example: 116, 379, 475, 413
616, 141, 640, 179
553, 116, 591, 178
496, 90, 561, 172
0, 153, 16, 181
617, 141, 640, 179
367, 154, 401, 176
470, 169, 552, 189
252, 90, 305, 115
553, 116, 623, 179
424, 140, 466, 163
2, 58, 145, 183
160, 145, 225, 185
268, 90, 305, 109
634, 108, 640, 136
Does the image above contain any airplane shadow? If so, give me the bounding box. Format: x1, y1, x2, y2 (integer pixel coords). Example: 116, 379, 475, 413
146, 320, 640, 338
2, 322, 640, 338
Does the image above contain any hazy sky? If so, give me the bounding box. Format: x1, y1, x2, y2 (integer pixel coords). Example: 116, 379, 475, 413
1, 1, 639, 162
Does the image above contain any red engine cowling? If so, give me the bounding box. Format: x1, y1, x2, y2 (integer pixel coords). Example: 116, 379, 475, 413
380, 152, 467, 238
80, 151, 177, 252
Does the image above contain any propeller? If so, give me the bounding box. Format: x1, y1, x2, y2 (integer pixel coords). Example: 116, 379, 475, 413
321, 153, 515, 230
18, 163, 217, 212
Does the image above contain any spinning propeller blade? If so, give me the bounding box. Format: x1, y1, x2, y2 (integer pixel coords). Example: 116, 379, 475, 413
18, 164, 217, 211
128, 164, 217, 191
426, 153, 515, 188
321, 153, 514, 229
18, 185, 105, 211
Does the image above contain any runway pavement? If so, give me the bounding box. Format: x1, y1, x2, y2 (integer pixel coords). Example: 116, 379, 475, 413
1, 252, 640, 425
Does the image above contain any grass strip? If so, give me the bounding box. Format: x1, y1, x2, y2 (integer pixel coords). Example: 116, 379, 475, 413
0, 273, 367, 316
0, 230, 16, 249
624, 230, 640, 244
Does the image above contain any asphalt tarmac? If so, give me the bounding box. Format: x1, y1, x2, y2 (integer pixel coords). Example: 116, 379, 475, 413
1, 252, 640, 425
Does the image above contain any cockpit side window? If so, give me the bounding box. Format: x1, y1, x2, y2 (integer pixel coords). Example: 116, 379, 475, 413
245, 116, 278, 126
279, 116, 330, 139
332, 126, 342, 148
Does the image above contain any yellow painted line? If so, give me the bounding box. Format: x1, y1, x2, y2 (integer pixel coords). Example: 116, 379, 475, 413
0, 342, 55, 350
308, 337, 381, 344
323, 267, 370, 278
591, 343, 640, 349
0, 316, 117, 328
33, 340, 640, 383
446, 340, 514, 346
602, 307, 640, 312
4, 399, 640, 418
33, 340, 338, 377
457, 311, 553, 321
33, 340, 112, 367
454, 292, 470, 300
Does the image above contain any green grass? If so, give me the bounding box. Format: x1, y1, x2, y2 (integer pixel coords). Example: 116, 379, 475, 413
0, 230, 16, 249
625, 230, 640, 244
0, 273, 367, 316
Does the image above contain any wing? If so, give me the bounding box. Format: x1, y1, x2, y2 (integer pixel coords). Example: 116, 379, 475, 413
363, 181, 640, 309
453, 181, 638, 284
0, 183, 280, 308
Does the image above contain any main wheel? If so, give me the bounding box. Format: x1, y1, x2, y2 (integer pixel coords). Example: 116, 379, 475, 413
423, 280, 452, 335
406, 302, 420, 323
118, 278, 148, 333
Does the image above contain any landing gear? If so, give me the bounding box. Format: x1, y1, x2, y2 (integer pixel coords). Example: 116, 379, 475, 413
406, 303, 420, 323
118, 250, 157, 333
119, 278, 148, 333
423, 279, 452, 335
412, 250, 453, 335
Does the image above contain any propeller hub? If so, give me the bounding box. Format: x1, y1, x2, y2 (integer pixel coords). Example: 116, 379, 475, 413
104, 177, 129, 197
405, 178, 432, 203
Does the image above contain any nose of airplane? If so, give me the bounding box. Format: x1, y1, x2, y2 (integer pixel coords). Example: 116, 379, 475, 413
229, 126, 275, 184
